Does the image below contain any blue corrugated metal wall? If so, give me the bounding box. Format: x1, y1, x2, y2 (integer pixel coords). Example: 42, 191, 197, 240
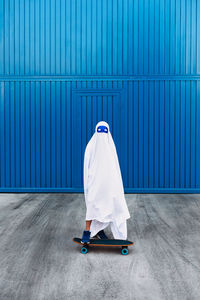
0, 0, 200, 193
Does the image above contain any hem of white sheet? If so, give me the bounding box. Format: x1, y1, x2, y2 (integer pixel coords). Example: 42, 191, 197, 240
89, 218, 128, 240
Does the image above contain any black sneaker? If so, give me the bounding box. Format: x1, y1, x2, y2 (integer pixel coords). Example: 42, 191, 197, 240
81, 230, 91, 244
96, 230, 108, 239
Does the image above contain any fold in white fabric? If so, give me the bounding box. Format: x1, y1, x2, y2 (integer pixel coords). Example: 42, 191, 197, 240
83, 121, 130, 240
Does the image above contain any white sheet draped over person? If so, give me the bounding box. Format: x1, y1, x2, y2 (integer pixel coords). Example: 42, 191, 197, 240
83, 121, 130, 240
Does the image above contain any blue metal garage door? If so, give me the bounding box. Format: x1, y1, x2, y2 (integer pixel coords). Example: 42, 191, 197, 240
0, 0, 200, 193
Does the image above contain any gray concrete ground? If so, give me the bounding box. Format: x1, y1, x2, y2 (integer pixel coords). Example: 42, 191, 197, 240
0, 193, 200, 300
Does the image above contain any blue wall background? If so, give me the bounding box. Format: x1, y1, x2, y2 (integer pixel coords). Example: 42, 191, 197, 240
0, 0, 200, 192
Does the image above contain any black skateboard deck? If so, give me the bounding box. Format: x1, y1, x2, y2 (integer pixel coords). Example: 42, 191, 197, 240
73, 237, 134, 255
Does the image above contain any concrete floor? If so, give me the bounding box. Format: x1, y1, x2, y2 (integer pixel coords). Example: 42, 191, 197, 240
0, 193, 200, 300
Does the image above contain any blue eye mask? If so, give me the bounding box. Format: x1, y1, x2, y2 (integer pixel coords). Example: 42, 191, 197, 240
97, 126, 108, 133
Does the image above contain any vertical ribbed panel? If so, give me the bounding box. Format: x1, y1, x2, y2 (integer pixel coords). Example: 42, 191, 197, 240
124, 80, 200, 190
0, 0, 200, 192
0, 81, 73, 189
0, 0, 199, 75
0, 80, 200, 191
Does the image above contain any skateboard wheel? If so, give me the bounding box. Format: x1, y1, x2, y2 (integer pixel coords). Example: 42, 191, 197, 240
121, 247, 128, 255
81, 246, 88, 254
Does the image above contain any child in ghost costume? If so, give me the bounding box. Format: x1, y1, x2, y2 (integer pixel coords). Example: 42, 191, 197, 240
81, 121, 130, 243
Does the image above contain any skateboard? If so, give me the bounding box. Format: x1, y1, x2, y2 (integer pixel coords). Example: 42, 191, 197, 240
73, 237, 134, 255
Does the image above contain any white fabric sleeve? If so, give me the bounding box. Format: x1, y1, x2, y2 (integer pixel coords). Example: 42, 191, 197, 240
83, 146, 90, 199
83, 133, 96, 199
108, 133, 123, 180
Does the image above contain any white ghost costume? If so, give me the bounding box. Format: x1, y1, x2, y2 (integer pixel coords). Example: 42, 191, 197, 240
83, 121, 130, 240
